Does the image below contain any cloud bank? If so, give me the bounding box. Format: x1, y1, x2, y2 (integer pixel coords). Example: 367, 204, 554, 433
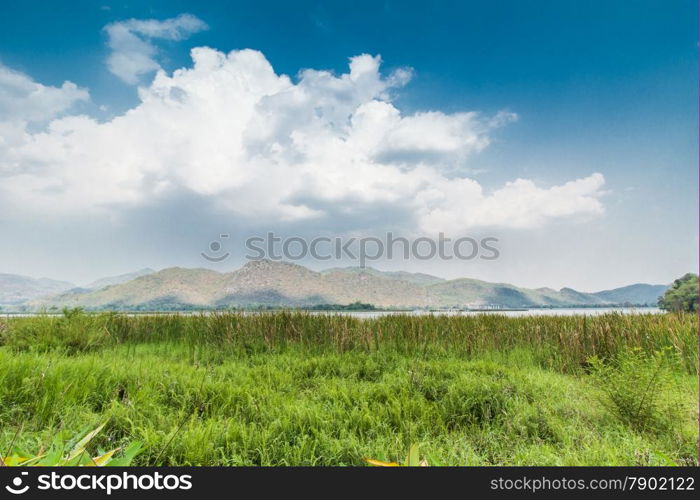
0, 44, 605, 235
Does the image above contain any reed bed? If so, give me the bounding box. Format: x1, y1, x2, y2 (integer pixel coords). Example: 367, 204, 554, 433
1, 311, 696, 373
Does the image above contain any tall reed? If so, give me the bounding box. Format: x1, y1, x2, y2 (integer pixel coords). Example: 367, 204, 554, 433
1, 311, 696, 373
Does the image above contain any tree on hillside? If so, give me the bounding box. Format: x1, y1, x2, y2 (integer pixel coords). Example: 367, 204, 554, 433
658, 273, 698, 312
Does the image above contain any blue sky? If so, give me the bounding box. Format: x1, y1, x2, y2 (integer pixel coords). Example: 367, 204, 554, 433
0, 0, 696, 290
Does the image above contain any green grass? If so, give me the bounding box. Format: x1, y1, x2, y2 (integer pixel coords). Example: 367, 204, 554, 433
0, 311, 697, 465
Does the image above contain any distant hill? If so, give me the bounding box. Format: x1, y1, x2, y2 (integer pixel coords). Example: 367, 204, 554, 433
44, 267, 226, 310
28, 260, 670, 311
84, 268, 155, 291
592, 283, 669, 306
321, 266, 445, 286
0, 273, 75, 306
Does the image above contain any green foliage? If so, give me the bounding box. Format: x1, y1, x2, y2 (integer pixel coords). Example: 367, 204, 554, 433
588, 348, 685, 433
0, 313, 696, 466
2, 424, 142, 466
658, 273, 698, 312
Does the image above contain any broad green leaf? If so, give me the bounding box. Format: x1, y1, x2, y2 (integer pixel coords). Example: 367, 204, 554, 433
66, 424, 105, 462
36, 445, 64, 466
107, 442, 143, 467
406, 443, 420, 467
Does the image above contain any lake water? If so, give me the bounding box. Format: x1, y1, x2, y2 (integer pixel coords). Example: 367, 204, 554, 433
313, 307, 663, 318
1, 307, 662, 319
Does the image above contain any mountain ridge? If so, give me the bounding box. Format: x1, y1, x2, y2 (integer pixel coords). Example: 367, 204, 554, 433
84, 268, 156, 291
4, 260, 669, 311
0, 273, 76, 306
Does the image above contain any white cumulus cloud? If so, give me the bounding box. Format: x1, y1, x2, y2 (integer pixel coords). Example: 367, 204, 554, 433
0, 63, 89, 174
104, 13, 208, 84
0, 45, 605, 235
0, 64, 89, 123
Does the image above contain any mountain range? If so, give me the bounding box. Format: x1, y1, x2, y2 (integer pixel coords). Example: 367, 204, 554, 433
0, 274, 76, 306
0, 260, 669, 311
0, 268, 155, 308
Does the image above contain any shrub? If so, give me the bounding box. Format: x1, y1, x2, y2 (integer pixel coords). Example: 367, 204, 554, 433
588, 348, 681, 432
441, 377, 517, 429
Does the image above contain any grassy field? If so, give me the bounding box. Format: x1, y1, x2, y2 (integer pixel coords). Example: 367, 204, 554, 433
0, 311, 697, 466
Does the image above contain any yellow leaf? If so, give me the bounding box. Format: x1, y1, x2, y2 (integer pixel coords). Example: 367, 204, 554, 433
2, 456, 31, 466
364, 458, 401, 467
92, 448, 119, 466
